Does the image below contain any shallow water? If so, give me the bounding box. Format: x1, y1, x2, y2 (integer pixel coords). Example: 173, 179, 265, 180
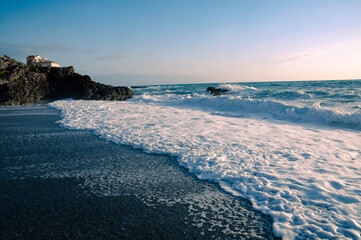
50, 80, 361, 239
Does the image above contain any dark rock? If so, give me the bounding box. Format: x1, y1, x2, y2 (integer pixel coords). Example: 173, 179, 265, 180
130, 86, 147, 89
206, 86, 229, 96
0, 56, 134, 106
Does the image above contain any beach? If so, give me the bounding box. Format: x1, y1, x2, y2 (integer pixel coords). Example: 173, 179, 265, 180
47, 81, 361, 239
0, 104, 278, 239
2, 1, 361, 239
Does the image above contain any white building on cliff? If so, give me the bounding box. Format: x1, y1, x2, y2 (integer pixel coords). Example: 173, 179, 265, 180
26, 55, 60, 68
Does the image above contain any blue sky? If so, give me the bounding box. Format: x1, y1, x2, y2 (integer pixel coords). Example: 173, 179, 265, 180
1, 0, 361, 85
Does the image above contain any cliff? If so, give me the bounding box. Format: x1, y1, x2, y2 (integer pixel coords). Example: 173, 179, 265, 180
0, 56, 134, 106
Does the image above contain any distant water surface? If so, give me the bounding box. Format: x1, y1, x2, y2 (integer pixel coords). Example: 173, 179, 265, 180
50, 80, 361, 239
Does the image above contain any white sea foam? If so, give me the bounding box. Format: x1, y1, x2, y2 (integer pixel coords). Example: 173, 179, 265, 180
50, 99, 361, 240
219, 84, 259, 97
137, 93, 361, 129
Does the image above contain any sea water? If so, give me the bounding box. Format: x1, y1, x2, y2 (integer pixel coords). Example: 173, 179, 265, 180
49, 80, 361, 239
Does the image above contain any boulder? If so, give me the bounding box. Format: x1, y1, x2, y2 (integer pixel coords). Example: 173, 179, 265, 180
206, 86, 229, 96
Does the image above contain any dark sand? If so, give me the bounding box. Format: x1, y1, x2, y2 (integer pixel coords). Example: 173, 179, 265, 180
0, 104, 279, 240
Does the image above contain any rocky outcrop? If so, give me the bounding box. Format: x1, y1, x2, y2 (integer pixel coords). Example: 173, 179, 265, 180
206, 87, 229, 96
0, 56, 134, 106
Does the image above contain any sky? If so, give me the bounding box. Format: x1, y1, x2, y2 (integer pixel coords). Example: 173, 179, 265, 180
1, 0, 361, 86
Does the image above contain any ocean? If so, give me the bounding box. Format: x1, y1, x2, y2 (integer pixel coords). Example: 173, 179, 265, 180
49, 80, 361, 239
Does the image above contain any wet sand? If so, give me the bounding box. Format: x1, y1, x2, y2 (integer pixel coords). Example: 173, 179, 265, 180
0, 104, 279, 239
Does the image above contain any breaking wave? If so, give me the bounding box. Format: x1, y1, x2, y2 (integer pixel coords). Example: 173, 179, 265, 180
137, 94, 361, 130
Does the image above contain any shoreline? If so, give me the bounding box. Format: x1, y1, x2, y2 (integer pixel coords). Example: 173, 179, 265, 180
0, 104, 279, 239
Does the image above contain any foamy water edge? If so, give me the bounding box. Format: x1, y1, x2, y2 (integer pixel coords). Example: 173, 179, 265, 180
49, 99, 361, 239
